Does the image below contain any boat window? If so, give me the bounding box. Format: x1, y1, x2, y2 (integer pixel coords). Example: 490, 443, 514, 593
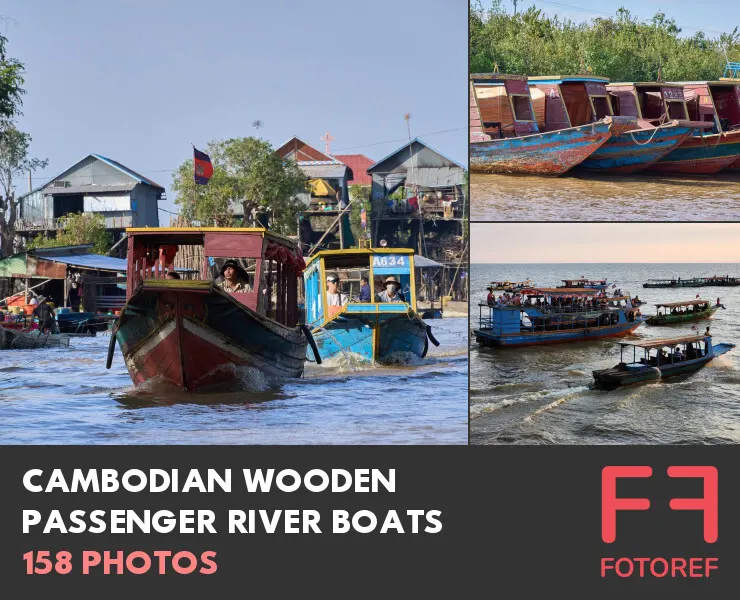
640, 90, 665, 120
510, 95, 534, 121
591, 95, 613, 120
666, 100, 688, 120
208, 257, 257, 290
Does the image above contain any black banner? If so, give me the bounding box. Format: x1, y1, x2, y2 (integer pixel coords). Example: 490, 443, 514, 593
0, 446, 736, 597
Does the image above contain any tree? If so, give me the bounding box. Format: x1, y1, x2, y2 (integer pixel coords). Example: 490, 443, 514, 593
0, 127, 48, 256
172, 137, 309, 235
0, 32, 34, 257
26, 212, 113, 255
348, 184, 371, 243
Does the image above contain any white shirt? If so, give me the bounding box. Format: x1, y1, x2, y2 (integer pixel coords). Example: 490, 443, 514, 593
326, 292, 348, 307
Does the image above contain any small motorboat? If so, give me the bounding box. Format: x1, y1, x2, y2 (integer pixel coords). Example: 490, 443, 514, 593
592, 334, 735, 389
645, 299, 722, 325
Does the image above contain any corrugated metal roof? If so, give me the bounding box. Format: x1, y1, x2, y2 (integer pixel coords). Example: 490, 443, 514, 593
368, 138, 464, 173
92, 154, 165, 189
34, 252, 128, 272
43, 183, 136, 195
334, 154, 374, 186
299, 163, 347, 178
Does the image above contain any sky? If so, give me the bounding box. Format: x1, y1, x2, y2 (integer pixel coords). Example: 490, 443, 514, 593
488, 0, 740, 39
3, 0, 467, 220
472, 223, 740, 263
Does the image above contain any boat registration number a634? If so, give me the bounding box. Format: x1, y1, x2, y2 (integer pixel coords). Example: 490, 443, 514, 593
372, 255, 410, 275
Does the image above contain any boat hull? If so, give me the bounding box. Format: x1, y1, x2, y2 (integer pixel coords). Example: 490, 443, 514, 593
576, 125, 693, 174
469, 121, 612, 176
310, 311, 427, 362
474, 319, 642, 348
116, 286, 307, 391
648, 130, 740, 175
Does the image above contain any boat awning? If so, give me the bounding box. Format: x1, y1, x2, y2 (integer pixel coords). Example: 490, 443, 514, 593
622, 335, 706, 349
655, 300, 711, 307
35, 252, 128, 272
522, 287, 599, 295
414, 255, 444, 268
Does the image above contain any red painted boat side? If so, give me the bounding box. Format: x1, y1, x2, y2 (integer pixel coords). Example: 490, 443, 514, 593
648, 130, 740, 175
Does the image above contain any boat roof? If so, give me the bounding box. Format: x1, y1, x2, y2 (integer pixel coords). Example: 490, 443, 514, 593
719, 77, 740, 83
529, 75, 610, 84
521, 287, 599, 295
305, 247, 415, 267
656, 299, 711, 307
608, 82, 685, 88
561, 278, 605, 282
621, 335, 707, 349
125, 227, 296, 248
669, 81, 738, 87
470, 73, 528, 82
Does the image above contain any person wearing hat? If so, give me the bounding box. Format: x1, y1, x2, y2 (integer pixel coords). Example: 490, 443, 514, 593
217, 259, 251, 293
377, 276, 405, 303
31, 296, 56, 334
325, 272, 348, 307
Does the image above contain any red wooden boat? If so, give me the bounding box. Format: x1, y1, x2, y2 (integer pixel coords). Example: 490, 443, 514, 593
528, 76, 695, 173
107, 227, 319, 391
469, 74, 618, 175
717, 78, 740, 172
648, 80, 740, 174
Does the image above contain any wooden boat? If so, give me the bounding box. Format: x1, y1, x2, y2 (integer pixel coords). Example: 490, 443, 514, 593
645, 299, 722, 325
716, 77, 740, 171
643, 276, 740, 288
469, 75, 616, 175
558, 278, 608, 290
529, 77, 701, 174
648, 80, 740, 174
593, 334, 735, 389
303, 249, 438, 361
0, 326, 70, 349
107, 227, 318, 391
474, 288, 644, 347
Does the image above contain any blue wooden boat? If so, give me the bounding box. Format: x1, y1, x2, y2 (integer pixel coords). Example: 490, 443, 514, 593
593, 334, 735, 389
474, 288, 645, 348
529, 77, 702, 173
303, 249, 439, 362
469, 75, 616, 175
558, 278, 608, 290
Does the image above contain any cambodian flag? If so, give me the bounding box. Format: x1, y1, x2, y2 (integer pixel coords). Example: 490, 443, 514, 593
193, 147, 214, 185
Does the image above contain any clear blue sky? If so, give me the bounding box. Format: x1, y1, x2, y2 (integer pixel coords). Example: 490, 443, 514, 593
5, 0, 467, 220
498, 0, 738, 39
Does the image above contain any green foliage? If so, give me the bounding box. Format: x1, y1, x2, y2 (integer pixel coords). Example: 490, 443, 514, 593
0, 126, 48, 256
27, 213, 113, 255
172, 137, 309, 235
348, 185, 371, 244
470, 2, 740, 81
0, 33, 25, 122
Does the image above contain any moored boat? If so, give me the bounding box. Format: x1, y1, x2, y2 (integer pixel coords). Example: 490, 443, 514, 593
558, 278, 608, 290
716, 77, 740, 172
645, 299, 722, 325
469, 75, 615, 175
108, 227, 317, 391
643, 276, 740, 288
303, 249, 438, 362
648, 80, 740, 174
474, 287, 644, 347
528, 76, 678, 174
593, 334, 735, 389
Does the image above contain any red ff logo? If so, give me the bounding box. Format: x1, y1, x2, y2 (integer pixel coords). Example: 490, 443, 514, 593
602, 466, 718, 543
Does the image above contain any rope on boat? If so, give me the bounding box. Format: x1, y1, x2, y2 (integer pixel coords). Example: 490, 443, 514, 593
299, 324, 322, 365
628, 113, 666, 146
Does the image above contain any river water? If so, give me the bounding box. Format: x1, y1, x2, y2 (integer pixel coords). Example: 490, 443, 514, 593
0, 318, 468, 445
471, 172, 740, 221
470, 263, 740, 445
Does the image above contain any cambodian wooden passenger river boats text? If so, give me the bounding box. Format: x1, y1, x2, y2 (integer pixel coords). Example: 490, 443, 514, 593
303, 249, 438, 362
107, 227, 318, 391
645, 299, 723, 325
593, 334, 735, 389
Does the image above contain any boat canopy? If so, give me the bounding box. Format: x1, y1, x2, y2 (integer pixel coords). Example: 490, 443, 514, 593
528, 75, 610, 84
655, 299, 711, 307
620, 335, 707, 349
520, 287, 599, 295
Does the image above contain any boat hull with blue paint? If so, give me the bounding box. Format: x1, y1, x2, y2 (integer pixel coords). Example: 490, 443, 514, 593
470, 120, 614, 175
648, 130, 740, 174
576, 123, 694, 173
